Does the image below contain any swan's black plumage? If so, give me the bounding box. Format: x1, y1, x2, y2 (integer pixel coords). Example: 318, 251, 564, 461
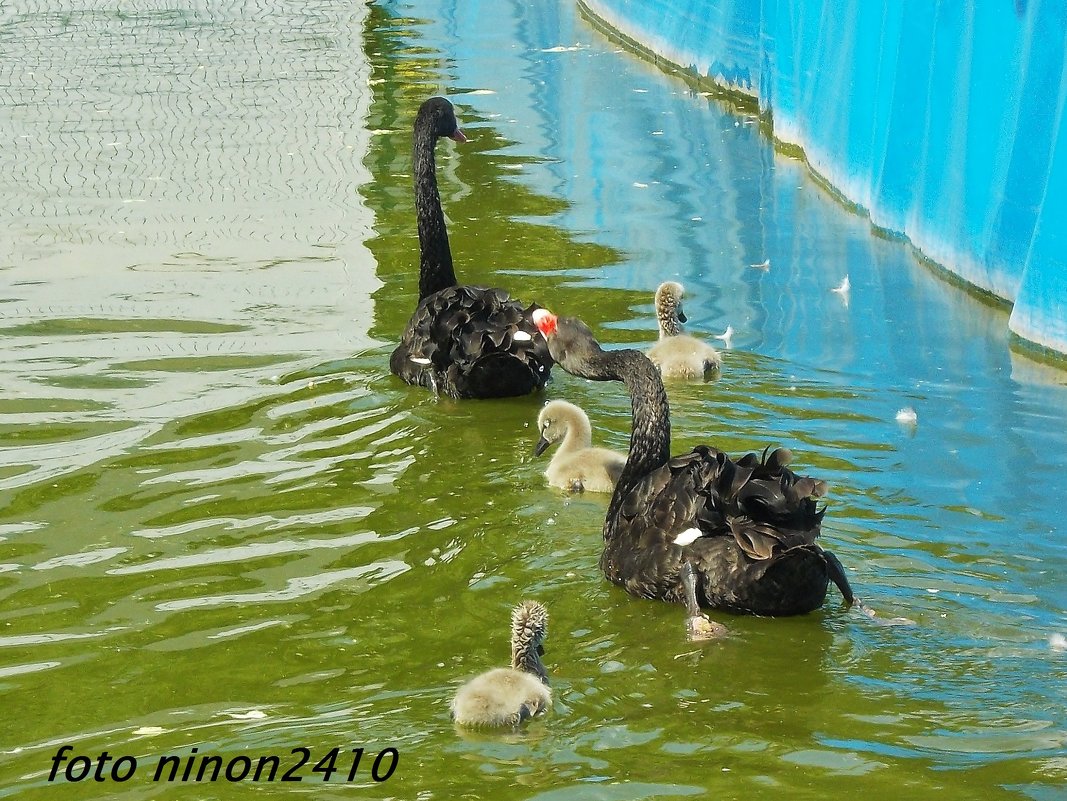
533, 310, 854, 616
390, 97, 552, 399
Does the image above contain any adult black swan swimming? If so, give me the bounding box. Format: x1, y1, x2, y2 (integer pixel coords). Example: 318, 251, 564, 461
532, 309, 854, 622
389, 97, 552, 399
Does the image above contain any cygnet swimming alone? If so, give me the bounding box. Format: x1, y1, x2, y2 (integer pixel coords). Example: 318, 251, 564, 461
646, 281, 722, 380
451, 600, 551, 727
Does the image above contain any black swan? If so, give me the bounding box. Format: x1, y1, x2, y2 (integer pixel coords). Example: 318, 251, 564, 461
532, 309, 854, 623
647, 281, 722, 379
535, 399, 627, 493
450, 600, 551, 727
390, 97, 552, 399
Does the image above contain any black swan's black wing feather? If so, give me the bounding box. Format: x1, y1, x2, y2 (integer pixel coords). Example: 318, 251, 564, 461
604, 444, 841, 615
391, 287, 552, 399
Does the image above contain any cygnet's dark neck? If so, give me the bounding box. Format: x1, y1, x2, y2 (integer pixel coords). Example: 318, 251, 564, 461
658, 307, 683, 337
413, 120, 457, 300
513, 642, 548, 683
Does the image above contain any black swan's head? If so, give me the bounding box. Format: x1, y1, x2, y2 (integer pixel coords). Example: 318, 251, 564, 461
655, 281, 687, 332
532, 309, 608, 379
416, 97, 467, 143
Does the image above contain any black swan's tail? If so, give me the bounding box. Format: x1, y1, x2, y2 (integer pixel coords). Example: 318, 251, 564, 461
457, 351, 545, 399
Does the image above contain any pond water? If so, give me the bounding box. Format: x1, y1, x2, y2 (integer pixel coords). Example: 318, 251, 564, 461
3, 1, 1067, 799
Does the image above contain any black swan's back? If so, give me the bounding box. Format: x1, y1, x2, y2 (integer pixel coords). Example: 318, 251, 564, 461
390, 97, 552, 399
390, 286, 550, 399
605, 445, 845, 615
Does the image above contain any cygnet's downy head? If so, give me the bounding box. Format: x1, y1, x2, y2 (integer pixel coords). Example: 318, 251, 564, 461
535, 400, 583, 456
654, 281, 686, 336
510, 599, 549, 682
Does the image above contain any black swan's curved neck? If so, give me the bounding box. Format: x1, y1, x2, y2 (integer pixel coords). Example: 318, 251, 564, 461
598, 349, 672, 534
414, 119, 457, 300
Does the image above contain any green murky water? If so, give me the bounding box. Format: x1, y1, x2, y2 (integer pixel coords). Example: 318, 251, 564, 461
3, 1, 1066, 799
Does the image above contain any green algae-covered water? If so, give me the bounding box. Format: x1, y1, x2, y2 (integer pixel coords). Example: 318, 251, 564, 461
3, 1, 1066, 799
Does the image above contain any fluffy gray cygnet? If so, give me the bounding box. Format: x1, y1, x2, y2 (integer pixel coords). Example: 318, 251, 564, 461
451, 600, 551, 728
535, 400, 626, 493
646, 281, 722, 380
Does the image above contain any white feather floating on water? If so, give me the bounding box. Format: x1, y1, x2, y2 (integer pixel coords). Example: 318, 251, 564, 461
714, 325, 735, 349
895, 407, 918, 426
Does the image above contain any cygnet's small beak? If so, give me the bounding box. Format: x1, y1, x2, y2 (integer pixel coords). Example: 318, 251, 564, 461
450, 127, 467, 143
536, 643, 546, 657
677, 305, 687, 323
534, 435, 551, 457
